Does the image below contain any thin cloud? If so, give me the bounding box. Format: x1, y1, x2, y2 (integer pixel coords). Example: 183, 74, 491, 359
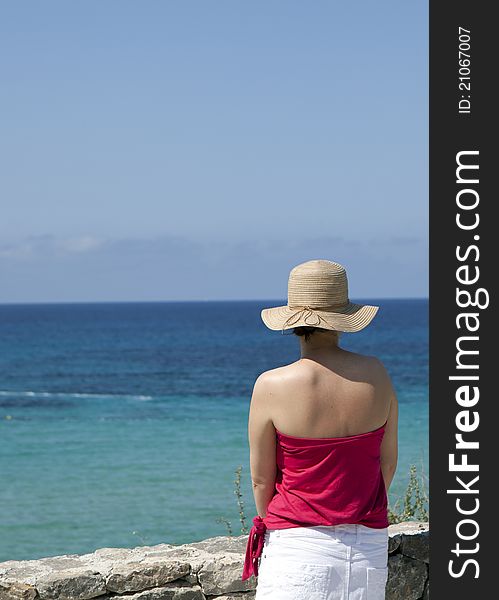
0, 234, 104, 260
0, 233, 427, 301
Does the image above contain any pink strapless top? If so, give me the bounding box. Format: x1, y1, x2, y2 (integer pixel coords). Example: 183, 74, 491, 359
241, 422, 389, 580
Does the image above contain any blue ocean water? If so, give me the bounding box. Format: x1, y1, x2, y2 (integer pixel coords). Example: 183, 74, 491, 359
0, 299, 428, 561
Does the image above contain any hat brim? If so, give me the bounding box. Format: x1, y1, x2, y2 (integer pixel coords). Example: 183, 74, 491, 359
260, 302, 379, 333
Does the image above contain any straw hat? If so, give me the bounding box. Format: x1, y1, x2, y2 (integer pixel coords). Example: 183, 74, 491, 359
261, 259, 379, 333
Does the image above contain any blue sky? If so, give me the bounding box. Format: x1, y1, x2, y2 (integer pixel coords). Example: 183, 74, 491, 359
0, 1, 428, 302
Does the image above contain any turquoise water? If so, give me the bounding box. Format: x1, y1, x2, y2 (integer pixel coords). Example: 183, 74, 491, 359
0, 299, 428, 561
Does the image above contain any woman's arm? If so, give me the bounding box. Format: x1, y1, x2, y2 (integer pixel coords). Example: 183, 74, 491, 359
380, 369, 399, 492
247, 373, 277, 517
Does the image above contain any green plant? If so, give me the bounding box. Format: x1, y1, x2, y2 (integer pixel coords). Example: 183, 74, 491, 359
388, 463, 429, 524
216, 465, 249, 536
215, 516, 233, 535
234, 465, 249, 534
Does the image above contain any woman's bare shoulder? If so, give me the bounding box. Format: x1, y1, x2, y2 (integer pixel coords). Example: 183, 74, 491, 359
354, 354, 395, 392
253, 361, 303, 388
331, 350, 392, 386
340, 349, 388, 368
361, 353, 390, 373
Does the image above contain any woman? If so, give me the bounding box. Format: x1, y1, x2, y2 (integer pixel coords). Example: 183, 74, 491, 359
241, 259, 398, 600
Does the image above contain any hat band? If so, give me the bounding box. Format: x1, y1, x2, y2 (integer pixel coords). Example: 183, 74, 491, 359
287, 302, 349, 312
282, 302, 350, 330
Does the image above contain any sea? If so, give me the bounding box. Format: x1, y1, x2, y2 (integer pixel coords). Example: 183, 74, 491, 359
0, 299, 428, 562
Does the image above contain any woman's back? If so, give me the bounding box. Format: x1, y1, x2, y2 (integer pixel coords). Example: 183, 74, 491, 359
265, 347, 394, 440
243, 259, 398, 597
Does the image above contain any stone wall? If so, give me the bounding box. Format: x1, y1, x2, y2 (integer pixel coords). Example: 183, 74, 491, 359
0, 522, 429, 600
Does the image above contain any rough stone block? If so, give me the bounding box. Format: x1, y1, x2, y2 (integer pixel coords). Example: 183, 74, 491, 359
400, 531, 429, 563
0, 581, 37, 600
198, 554, 254, 596
388, 521, 429, 561
36, 568, 107, 600
386, 555, 427, 600
110, 581, 205, 599
207, 593, 256, 600
388, 535, 401, 554
106, 560, 191, 593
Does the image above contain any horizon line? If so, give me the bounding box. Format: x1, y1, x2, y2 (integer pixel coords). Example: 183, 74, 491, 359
0, 296, 429, 306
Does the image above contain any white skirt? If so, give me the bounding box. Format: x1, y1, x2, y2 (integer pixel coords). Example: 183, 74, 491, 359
255, 523, 389, 600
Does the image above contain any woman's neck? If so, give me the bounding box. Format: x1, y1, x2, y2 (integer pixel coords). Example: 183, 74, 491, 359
299, 337, 342, 360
